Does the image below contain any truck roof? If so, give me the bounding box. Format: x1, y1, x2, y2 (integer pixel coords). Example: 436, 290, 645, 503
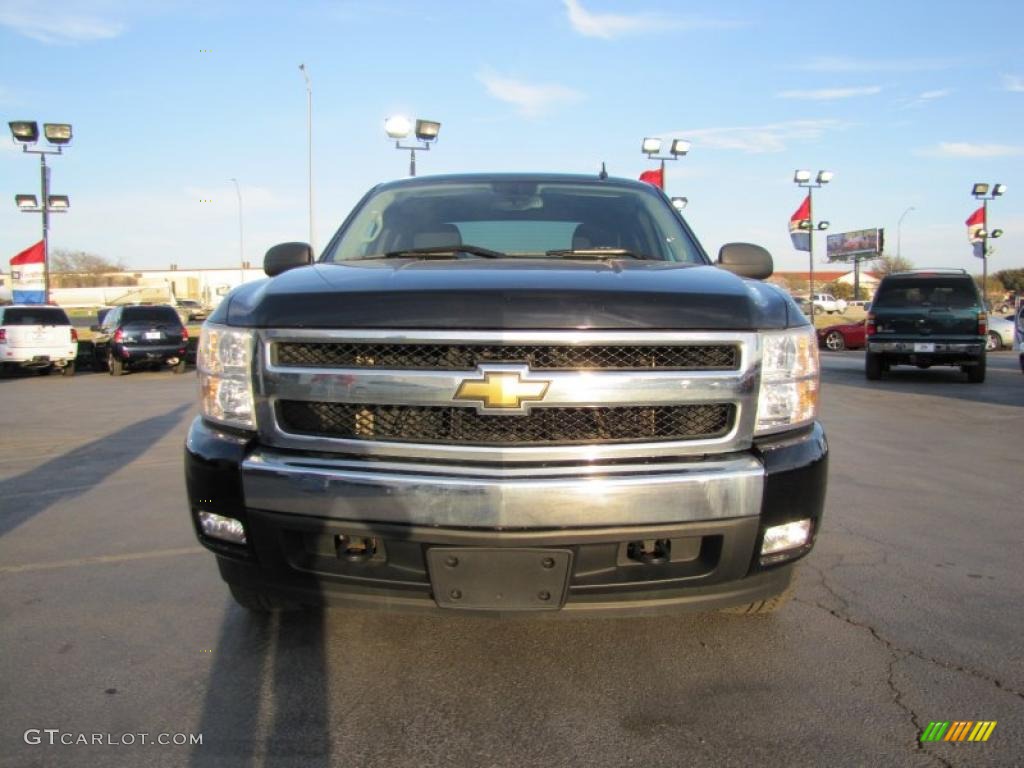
373, 172, 656, 193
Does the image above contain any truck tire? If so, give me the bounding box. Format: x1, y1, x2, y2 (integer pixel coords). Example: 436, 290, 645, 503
865, 352, 884, 380
721, 585, 793, 615
966, 356, 986, 383
61, 362, 76, 377
172, 359, 187, 375
228, 584, 303, 613
108, 354, 124, 377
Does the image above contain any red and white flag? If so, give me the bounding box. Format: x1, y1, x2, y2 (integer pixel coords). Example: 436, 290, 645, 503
10, 241, 46, 304
639, 168, 663, 189
789, 195, 811, 252
966, 206, 985, 259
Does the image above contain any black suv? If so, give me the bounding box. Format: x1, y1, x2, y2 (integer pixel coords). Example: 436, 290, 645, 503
865, 270, 987, 382
92, 304, 189, 375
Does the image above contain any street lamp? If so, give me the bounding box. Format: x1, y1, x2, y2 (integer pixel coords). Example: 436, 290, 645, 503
9, 120, 73, 304
793, 169, 834, 306
640, 136, 690, 192
384, 115, 441, 176
896, 206, 915, 260
298, 64, 315, 252
972, 182, 1006, 308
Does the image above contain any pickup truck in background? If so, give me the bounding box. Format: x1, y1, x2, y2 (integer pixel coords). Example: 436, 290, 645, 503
185, 173, 828, 617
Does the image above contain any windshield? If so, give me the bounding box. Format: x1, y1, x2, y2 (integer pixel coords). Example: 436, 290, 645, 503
322, 179, 706, 264
121, 306, 182, 324
2, 307, 70, 325
873, 278, 980, 309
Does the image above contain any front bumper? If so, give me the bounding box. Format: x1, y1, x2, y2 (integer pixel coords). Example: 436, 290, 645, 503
185, 419, 828, 615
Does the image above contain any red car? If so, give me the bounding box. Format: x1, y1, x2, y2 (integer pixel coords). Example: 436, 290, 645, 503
817, 321, 866, 351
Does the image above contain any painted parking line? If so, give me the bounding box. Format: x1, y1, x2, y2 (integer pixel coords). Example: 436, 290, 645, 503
0, 547, 205, 574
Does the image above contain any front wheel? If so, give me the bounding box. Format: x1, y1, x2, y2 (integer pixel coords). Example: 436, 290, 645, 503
966, 356, 986, 383
865, 352, 884, 380
986, 332, 1001, 352
824, 330, 846, 351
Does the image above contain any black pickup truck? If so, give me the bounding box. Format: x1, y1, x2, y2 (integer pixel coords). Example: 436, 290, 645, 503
185, 173, 827, 616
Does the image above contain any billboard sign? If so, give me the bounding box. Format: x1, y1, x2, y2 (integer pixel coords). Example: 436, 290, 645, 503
827, 228, 882, 262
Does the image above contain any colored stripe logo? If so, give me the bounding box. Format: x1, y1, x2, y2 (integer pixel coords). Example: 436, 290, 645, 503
921, 721, 997, 742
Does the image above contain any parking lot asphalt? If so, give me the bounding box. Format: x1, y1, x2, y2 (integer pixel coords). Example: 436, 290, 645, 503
1, 354, 1021, 768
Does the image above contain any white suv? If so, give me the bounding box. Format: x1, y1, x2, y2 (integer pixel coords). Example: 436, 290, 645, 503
0, 305, 78, 376
811, 293, 848, 315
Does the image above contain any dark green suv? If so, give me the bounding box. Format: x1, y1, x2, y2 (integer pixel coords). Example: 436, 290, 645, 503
865, 270, 987, 383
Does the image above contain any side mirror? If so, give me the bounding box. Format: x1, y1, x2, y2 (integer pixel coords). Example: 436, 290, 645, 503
717, 243, 773, 280
264, 242, 313, 277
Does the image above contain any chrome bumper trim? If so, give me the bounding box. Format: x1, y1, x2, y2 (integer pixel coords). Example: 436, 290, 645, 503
241, 451, 765, 529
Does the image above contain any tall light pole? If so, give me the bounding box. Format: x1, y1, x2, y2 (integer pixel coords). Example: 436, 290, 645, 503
9, 121, 72, 304
896, 206, 915, 260
640, 137, 690, 193
298, 64, 315, 252
229, 178, 244, 283
384, 116, 441, 176
793, 170, 834, 307
971, 183, 1006, 309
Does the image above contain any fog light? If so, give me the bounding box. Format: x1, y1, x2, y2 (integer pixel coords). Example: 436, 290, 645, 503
197, 511, 247, 545
761, 519, 811, 556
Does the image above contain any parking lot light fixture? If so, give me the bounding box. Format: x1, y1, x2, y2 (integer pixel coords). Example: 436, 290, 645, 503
414, 119, 441, 141
10, 119, 72, 304
670, 139, 691, 156
641, 135, 692, 193
386, 115, 441, 177
43, 123, 73, 144
794, 169, 834, 305
641, 137, 662, 155
385, 115, 412, 139
9, 121, 40, 143
671, 196, 688, 211
971, 182, 1007, 309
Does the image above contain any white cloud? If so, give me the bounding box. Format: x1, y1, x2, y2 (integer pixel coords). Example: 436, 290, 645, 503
923, 142, 1024, 158
676, 120, 843, 154
562, 0, 737, 39
799, 55, 958, 73
1002, 74, 1024, 92
777, 85, 882, 100
0, 7, 124, 43
476, 71, 584, 118
899, 88, 952, 109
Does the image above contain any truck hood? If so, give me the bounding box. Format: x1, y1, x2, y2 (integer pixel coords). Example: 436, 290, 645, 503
218, 259, 796, 330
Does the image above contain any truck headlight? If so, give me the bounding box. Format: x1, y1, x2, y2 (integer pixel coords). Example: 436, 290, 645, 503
755, 326, 819, 435
198, 323, 256, 429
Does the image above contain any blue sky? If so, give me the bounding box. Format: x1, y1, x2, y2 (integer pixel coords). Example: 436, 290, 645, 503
1, 0, 1022, 275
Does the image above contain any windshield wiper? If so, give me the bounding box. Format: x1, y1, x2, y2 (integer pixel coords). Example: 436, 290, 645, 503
545, 248, 654, 260
381, 245, 505, 259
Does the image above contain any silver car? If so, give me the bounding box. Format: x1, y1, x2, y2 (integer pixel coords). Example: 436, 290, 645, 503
986, 315, 1015, 351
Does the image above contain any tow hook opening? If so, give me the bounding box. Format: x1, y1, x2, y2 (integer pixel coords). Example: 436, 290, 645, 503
626, 538, 671, 565
335, 534, 378, 563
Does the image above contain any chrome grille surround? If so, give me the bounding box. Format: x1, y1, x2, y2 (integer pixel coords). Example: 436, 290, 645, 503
255, 329, 761, 464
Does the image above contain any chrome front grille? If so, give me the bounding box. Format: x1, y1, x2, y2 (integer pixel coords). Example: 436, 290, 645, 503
277, 401, 734, 445
274, 341, 739, 371
255, 329, 760, 463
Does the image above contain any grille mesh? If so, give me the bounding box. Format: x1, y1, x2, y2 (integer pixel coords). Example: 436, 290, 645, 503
274, 342, 739, 371
277, 401, 734, 445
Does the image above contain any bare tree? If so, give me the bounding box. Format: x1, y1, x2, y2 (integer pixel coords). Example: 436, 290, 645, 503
871, 254, 914, 277
50, 249, 135, 288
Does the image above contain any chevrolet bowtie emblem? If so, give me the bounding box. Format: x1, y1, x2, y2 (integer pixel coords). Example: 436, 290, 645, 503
454, 369, 550, 412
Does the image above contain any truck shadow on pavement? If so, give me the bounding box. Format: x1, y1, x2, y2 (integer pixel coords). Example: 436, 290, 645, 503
0, 403, 192, 538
